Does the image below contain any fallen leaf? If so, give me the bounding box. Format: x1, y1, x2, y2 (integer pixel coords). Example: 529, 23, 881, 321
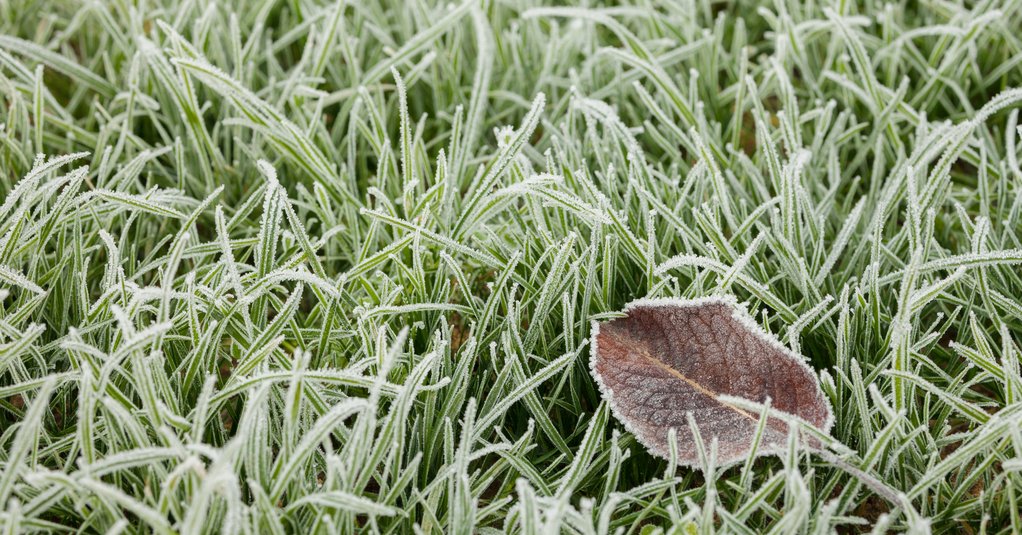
590, 296, 833, 467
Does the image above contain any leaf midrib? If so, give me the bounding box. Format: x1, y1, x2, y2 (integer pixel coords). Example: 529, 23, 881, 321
635, 347, 760, 424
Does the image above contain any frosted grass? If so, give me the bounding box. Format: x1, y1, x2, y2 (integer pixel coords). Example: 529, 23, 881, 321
1, 0, 1022, 533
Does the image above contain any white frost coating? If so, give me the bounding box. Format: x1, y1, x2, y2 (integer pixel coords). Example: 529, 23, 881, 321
0, 264, 46, 295
654, 255, 771, 293
589, 295, 835, 469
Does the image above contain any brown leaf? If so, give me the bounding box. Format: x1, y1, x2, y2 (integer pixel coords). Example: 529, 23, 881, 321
590, 296, 833, 467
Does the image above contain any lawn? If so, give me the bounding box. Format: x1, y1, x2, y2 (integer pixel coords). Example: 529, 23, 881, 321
2, 0, 1022, 532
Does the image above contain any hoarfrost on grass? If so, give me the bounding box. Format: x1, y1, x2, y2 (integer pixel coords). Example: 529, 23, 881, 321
1, 1, 1022, 533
